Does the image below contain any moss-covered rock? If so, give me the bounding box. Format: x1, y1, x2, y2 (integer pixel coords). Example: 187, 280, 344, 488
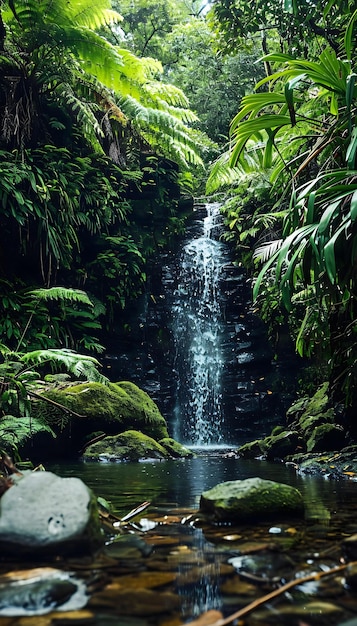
264, 430, 301, 460
31, 381, 169, 458
238, 431, 300, 461
243, 383, 347, 463
82, 430, 170, 462
286, 383, 330, 425
158, 438, 196, 458
199, 477, 304, 523
306, 423, 346, 453
237, 439, 266, 459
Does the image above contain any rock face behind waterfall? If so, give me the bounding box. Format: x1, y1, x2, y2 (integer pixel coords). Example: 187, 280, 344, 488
199, 477, 304, 523
103, 203, 301, 446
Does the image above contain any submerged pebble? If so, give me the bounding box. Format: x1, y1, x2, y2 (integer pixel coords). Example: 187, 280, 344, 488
0, 567, 88, 616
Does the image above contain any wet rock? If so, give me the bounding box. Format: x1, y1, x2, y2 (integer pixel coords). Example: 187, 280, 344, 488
228, 552, 295, 583
342, 533, 357, 561
159, 438, 196, 458
236, 439, 265, 459
32, 380, 169, 459
0, 567, 88, 616
199, 477, 304, 522
82, 430, 170, 462
0, 471, 102, 555
253, 600, 343, 623
90, 586, 180, 615
287, 446, 357, 478
103, 534, 153, 559
264, 430, 300, 460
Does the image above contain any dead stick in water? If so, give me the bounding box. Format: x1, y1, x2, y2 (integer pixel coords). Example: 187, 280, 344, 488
189, 561, 357, 626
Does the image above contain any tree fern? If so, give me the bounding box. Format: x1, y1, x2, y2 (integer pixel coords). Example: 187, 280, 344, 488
0, 415, 55, 456
27, 287, 94, 307
20, 348, 108, 384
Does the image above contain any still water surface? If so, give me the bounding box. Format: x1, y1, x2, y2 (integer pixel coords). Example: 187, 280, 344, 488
36, 454, 357, 624
49, 453, 357, 524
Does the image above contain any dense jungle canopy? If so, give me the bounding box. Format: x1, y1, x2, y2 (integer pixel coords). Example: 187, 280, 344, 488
0, 0, 356, 437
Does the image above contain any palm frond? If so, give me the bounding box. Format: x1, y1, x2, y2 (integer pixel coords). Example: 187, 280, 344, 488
253, 239, 283, 262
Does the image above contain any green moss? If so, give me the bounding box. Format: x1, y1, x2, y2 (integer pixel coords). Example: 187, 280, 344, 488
264, 430, 300, 460
83, 429, 170, 462
237, 439, 266, 458
200, 478, 304, 522
271, 425, 285, 436
33, 381, 169, 441
306, 423, 345, 453
159, 438, 196, 458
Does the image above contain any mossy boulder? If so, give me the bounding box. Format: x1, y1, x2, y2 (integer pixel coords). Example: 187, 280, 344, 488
32, 381, 169, 457
288, 383, 346, 453
158, 438, 196, 458
241, 383, 347, 463
237, 431, 300, 460
27, 382, 168, 461
306, 423, 346, 453
199, 477, 304, 523
286, 383, 330, 425
82, 430, 170, 462
237, 439, 266, 459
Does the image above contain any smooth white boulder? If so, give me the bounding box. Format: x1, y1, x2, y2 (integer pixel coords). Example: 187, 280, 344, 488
0, 471, 102, 554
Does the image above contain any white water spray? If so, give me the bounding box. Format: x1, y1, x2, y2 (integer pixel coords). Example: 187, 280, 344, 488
172, 204, 228, 445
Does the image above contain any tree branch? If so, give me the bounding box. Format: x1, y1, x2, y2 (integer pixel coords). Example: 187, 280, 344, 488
188, 561, 356, 626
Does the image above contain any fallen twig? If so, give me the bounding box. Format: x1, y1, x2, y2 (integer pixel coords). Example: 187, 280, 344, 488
188, 561, 357, 626
114, 501, 151, 525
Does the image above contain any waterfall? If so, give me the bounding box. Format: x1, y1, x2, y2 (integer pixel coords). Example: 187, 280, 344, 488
172, 203, 229, 445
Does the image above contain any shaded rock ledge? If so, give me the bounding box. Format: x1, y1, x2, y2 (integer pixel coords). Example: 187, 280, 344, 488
236, 383, 357, 478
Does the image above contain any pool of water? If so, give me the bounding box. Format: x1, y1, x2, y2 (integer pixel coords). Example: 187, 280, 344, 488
5, 453, 356, 625
48, 453, 356, 523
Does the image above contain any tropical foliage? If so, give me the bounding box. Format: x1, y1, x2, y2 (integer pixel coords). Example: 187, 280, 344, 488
209, 1, 357, 411
208, 0, 354, 55
0, 0, 203, 344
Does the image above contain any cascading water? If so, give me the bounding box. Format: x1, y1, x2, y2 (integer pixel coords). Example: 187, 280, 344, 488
172, 203, 229, 445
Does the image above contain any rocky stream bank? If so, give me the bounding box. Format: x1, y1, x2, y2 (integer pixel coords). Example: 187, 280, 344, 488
1, 379, 357, 624
0, 464, 357, 626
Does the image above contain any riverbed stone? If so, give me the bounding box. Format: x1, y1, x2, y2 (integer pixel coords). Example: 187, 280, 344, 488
0, 471, 102, 555
82, 429, 170, 462
0, 567, 88, 616
199, 477, 304, 522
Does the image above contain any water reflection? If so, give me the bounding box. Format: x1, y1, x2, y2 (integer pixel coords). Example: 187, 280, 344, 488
49, 455, 353, 527
28, 456, 357, 623
177, 529, 221, 618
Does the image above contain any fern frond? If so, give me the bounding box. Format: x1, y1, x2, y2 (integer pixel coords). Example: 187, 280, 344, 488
116, 48, 162, 82
74, 8, 123, 30
143, 82, 191, 108
20, 348, 109, 383
0, 415, 55, 448
206, 152, 247, 194
27, 287, 93, 307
